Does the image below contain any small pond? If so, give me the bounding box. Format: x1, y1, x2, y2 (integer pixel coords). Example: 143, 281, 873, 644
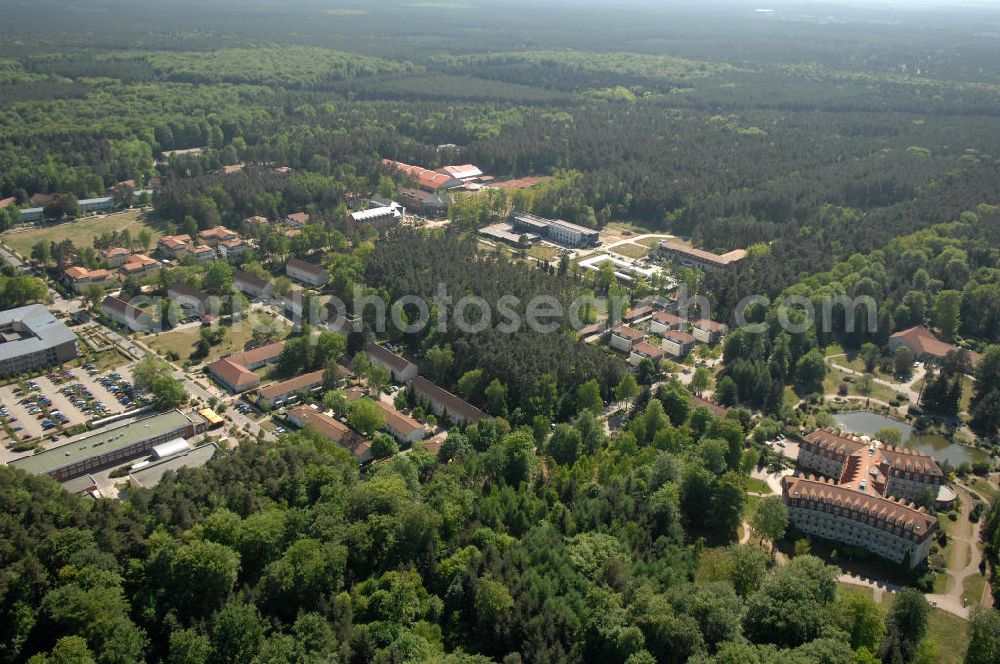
833, 411, 990, 467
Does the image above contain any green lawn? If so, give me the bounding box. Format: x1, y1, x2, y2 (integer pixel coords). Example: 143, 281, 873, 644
824, 366, 901, 405
144, 315, 289, 364
612, 243, 651, 259
636, 236, 666, 248
838, 584, 969, 663
966, 477, 998, 502
528, 245, 561, 261
3, 209, 162, 258
742, 477, 772, 494
962, 573, 987, 606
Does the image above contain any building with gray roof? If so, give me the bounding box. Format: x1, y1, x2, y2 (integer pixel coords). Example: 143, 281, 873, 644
129, 443, 217, 489
9, 410, 206, 482
0, 305, 78, 377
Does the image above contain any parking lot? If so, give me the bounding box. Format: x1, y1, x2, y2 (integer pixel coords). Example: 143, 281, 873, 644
0, 363, 141, 453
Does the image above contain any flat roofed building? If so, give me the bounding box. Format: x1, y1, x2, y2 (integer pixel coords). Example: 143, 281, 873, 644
478, 223, 538, 247
257, 369, 325, 408
10, 410, 205, 482
364, 343, 418, 383
129, 443, 217, 489
350, 205, 402, 231
0, 305, 78, 377
286, 257, 328, 287
509, 211, 599, 248
410, 376, 489, 427
659, 240, 747, 271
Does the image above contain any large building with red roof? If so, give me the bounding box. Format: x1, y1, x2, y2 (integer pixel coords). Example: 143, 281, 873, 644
888, 326, 982, 366
783, 428, 944, 567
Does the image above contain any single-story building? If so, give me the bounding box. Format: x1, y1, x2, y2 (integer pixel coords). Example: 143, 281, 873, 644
888, 326, 982, 366
285, 212, 310, 228
128, 443, 217, 489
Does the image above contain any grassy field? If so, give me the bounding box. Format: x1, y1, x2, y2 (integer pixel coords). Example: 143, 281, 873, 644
966, 477, 998, 502
824, 366, 901, 405
144, 315, 289, 364
742, 477, 772, 494
528, 245, 561, 261
612, 243, 651, 259
962, 573, 987, 606
2, 210, 163, 258
837, 583, 969, 663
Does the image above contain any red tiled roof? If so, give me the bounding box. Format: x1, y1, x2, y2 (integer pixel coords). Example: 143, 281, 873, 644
691, 395, 728, 417
694, 318, 727, 332
65, 266, 110, 280
286, 212, 310, 224
199, 226, 238, 240
611, 324, 645, 340
101, 247, 129, 258
664, 330, 696, 344
0, 196, 17, 209
802, 428, 868, 458
160, 234, 192, 249
653, 311, 683, 326
783, 474, 937, 541
377, 401, 424, 436
889, 326, 981, 364
259, 370, 324, 400
383, 160, 463, 191
632, 341, 666, 358
207, 358, 259, 390
661, 240, 747, 266
228, 341, 285, 367
624, 305, 654, 321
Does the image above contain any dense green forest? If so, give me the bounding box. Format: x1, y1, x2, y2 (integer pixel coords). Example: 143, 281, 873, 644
4, 1, 1000, 662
